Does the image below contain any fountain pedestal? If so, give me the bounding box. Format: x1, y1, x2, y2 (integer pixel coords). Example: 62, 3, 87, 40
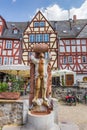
28, 110, 60, 130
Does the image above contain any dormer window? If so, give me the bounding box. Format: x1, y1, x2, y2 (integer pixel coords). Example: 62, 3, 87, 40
13, 29, 18, 34
0, 21, 2, 25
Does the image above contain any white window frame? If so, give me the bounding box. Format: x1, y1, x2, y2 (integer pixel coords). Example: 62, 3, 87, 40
4, 57, 8, 65
44, 34, 49, 42
29, 34, 49, 43
29, 34, 35, 42
6, 41, 12, 49
63, 56, 67, 64
0, 57, 2, 65
9, 57, 13, 64
13, 29, 18, 34
82, 56, 87, 63
0, 21, 2, 25
40, 21, 45, 27
34, 22, 39, 27
65, 40, 70, 45
68, 56, 73, 63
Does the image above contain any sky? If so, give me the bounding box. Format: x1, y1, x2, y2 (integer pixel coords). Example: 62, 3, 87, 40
0, 0, 87, 22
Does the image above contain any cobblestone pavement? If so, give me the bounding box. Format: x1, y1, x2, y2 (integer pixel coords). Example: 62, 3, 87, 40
2, 95, 87, 130
58, 102, 87, 130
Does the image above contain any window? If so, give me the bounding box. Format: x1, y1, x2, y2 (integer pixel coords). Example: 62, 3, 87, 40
36, 34, 43, 42
72, 46, 76, 52
0, 42, 2, 47
82, 46, 86, 52
13, 29, 18, 34
66, 46, 70, 52
68, 56, 72, 63
82, 56, 87, 63
0, 40, 2, 42
77, 40, 80, 45
34, 22, 39, 27
71, 40, 76, 45
40, 22, 45, 27
0, 40, 2, 47
34, 21, 45, 27
6, 41, 12, 49
60, 46, 65, 52
65, 40, 70, 45
29, 34, 49, 43
81, 40, 86, 45
44, 34, 49, 42
45, 52, 49, 58
9, 57, 13, 64
8, 50, 12, 55
0, 57, 2, 65
4, 57, 8, 65
63, 56, 67, 64
0, 21, 2, 25
29, 34, 35, 42
77, 46, 80, 52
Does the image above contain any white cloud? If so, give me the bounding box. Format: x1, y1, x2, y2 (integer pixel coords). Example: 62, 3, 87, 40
39, 0, 87, 21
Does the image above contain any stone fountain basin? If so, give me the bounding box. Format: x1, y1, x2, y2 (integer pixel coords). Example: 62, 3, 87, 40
28, 110, 55, 130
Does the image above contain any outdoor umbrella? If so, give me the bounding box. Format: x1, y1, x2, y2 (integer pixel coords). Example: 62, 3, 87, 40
0, 64, 30, 77
52, 70, 60, 77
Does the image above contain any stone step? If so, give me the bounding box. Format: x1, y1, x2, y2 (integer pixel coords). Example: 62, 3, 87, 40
3, 122, 79, 130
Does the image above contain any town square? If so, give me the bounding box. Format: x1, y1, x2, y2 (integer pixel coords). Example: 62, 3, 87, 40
0, 0, 87, 130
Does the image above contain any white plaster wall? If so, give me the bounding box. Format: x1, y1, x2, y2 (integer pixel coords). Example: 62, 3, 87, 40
23, 99, 29, 124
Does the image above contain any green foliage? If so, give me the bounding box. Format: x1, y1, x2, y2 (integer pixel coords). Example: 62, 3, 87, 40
0, 82, 8, 92
12, 78, 24, 92
3, 74, 25, 92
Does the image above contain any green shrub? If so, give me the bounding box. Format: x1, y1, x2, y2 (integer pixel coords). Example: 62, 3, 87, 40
0, 82, 8, 92
12, 79, 24, 92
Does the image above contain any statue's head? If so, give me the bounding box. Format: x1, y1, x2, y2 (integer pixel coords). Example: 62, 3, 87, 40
39, 53, 44, 58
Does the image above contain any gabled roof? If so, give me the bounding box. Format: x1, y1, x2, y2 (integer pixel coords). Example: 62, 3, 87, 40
1, 12, 87, 39
0, 15, 7, 28
77, 24, 87, 38
0, 21, 28, 39
50, 19, 87, 38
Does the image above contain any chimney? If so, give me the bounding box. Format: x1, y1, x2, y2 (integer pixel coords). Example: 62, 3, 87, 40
73, 15, 77, 23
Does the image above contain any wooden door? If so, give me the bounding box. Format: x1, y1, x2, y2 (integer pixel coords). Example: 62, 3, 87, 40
66, 74, 74, 86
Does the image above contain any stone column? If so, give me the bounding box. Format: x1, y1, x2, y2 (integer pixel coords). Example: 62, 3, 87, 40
52, 98, 59, 124
29, 63, 35, 106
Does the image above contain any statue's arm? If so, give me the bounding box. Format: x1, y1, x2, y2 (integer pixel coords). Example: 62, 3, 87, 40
31, 55, 38, 64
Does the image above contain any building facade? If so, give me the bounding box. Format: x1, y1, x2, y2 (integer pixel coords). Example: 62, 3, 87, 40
0, 11, 87, 82
52, 15, 87, 82
22, 11, 58, 70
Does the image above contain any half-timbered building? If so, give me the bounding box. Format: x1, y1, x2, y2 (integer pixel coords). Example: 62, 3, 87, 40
0, 11, 87, 83
0, 15, 27, 80
50, 15, 87, 82
22, 11, 58, 70
0, 15, 27, 65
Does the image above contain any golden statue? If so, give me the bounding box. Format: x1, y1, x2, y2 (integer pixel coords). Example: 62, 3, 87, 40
31, 52, 51, 106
